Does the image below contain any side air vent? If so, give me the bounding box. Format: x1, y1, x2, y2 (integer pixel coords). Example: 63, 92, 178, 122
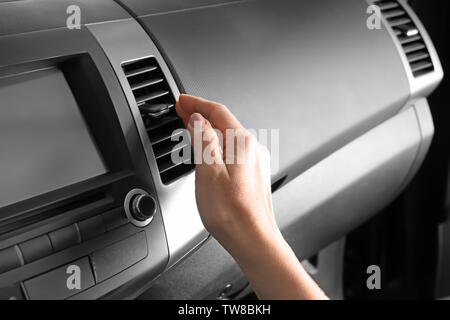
122, 57, 193, 184
375, 0, 434, 77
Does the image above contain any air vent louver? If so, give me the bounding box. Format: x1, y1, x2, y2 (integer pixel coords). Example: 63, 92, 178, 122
376, 0, 434, 77
122, 57, 194, 184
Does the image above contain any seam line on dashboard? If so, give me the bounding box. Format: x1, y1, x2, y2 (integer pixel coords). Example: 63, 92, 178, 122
0, 18, 133, 39
396, 104, 425, 193
137, 0, 256, 18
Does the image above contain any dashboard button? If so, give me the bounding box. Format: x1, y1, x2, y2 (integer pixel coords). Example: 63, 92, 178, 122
23, 257, 94, 300
0, 246, 22, 274
102, 208, 128, 231
0, 283, 25, 300
19, 235, 53, 264
77, 215, 106, 241
90, 232, 147, 283
49, 224, 81, 252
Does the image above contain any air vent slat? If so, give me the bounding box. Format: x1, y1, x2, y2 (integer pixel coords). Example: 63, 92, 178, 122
146, 114, 180, 132
383, 9, 406, 19
160, 163, 193, 184
378, 2, 399, 11
410, 60, 433, 73
403, 42, 426, 54
125, 66, 158, 78
388, 17, 412, 27
398, 34, 421, 45
155, 142, 189, 160
407, 51, 430, 63
136, 90, 170, 105
376, 0, 434, 78
158, 156, 191, 174
151, 129, 183, 146
122, 57, 194, 184
131, 77, 164, 91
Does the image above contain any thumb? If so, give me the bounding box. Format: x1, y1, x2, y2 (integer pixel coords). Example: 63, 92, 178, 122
187, 113, 227, 175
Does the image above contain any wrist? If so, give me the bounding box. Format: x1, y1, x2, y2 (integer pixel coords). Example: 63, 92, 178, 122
227, 224, 289, 270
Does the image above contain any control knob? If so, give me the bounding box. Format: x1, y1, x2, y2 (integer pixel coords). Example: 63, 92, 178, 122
124, 189, 156, 227
130, 194, 156, 222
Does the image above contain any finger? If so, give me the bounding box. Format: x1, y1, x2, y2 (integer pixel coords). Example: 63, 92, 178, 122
178, 94, 243, 132
175, 98, 190, 127
187, 113, 228, 176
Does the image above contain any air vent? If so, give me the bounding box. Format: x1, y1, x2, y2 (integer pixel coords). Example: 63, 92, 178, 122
375, 0, 434, 77
122, 57, 193, 184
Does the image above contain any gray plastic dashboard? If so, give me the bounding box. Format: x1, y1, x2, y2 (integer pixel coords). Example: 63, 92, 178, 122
0, 0, 443, 299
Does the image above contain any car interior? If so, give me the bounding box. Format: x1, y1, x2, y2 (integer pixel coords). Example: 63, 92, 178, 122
0, 0, 448, 300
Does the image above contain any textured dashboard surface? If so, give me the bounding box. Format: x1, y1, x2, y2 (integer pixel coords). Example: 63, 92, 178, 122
123, 0, 411, 182
0, 0, 129, 37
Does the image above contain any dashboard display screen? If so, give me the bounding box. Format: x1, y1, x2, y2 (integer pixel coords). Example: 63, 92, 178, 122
0, 68, 107, 209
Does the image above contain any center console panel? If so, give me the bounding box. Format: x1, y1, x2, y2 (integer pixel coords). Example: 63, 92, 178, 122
0, 20, 176, 299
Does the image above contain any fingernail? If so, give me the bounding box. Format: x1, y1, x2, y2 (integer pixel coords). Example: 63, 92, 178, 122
189, 113, 204, 127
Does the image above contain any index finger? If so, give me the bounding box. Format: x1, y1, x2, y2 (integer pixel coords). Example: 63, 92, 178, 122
177, 94, 243, 133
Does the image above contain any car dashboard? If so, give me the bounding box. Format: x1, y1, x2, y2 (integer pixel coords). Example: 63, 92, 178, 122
0, 0, 443, 300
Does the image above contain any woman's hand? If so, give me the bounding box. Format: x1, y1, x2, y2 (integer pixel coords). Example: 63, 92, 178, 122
176, 94, 279, 262
176, 94, 328, 300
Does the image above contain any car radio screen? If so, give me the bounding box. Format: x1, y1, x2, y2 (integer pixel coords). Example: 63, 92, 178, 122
0, 68, 107, 209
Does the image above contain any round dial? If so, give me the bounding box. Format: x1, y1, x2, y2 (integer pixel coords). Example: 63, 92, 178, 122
131, 194, 156, 222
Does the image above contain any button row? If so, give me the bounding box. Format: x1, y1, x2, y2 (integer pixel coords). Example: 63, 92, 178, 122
0, 283, 24, 300
0, 246, 22, 274
23, 257, 95, 300
15, 232, 148, 300
0, 208, 128, 274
